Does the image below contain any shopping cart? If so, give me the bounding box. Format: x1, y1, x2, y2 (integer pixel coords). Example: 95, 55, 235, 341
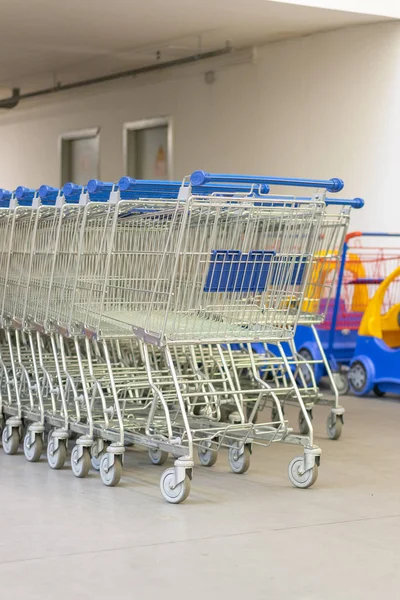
220, 197, 364, 440
294, 232, 400, 396
0, 186, 45, 455
0, 188, 17, 430
279, 198, 364, 439
0, 171, 343, 503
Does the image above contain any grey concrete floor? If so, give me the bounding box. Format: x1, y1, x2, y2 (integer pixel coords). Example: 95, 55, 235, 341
0, 393, 399, 599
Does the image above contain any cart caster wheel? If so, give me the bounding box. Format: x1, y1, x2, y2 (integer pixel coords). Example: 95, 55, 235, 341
160, 467, 191, 504
18, 423, 26, 442
91, 451, 106, 471
288, 456, 318, 489
148, 446, 169, 466
298, 409, 312, 435
228, 444, 250, 474
327, 413, 343, 440
23, 432, 43, 462
2, 427, 20, 455
71, 446, 91, 478
46, 428, 54, 443
331, 372, 349, 396
271, 404, 284, 427
246, 402, 259, 424
91, 441, 109, 471
91, 455, 102, 471
198, 441, 218, 467
47, 438, 67, 470
373, 385, 386, 397
100, 453, 122, 487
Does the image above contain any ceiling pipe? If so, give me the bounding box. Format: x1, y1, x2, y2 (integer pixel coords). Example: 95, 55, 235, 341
0, 46, 231, 109
0, 88, 21, 109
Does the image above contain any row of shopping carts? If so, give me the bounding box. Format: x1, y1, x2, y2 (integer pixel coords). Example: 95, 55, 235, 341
0, 171, 363, 502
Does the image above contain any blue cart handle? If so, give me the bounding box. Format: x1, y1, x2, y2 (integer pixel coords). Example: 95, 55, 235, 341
119, 176, 270, 195
119, 177, 179, 192
272, 196, 364, 209
63, 182, 87, 196
190, 171, 344, 193
0, 189, 12, 201
87, 180, 117, 194
15, 186, 36, 201
39, 185, 59, 198
325, 197, 364, 209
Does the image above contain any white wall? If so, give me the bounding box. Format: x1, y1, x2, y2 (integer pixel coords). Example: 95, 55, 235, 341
0, 20, 400, 231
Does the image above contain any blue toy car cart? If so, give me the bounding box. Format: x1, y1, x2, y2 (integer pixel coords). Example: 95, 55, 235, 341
295, 232, 400, 395
348, 264, 400, 396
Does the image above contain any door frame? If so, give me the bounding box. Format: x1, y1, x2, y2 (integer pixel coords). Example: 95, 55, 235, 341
59, 127, 100, 186
123, 117, 173, 180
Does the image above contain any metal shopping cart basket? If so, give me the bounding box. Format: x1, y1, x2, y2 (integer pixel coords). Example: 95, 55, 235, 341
252, 197, 364, 440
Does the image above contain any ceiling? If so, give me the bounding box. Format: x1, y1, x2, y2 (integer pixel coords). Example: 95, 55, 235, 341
269, 0, 400, 18
0, 0, 393, 93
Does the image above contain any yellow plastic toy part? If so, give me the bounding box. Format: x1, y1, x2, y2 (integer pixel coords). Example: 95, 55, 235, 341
345, 253, 369, 312
302, 251, 368, 313
358, 264, 400, 348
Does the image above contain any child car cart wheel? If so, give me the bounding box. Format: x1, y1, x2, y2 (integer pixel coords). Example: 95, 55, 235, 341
2, 427, 20, 455
348, 359, 374, 396
288, 456, 318, 489
160, 467, 191, 504
326, 412, 343, 440
23, 432, 43, 462
228, 444, 251, 474
197, 440, 218, 467
297, 348, 314, 385
331, 371, 349, 396
47, 437, 67, 470
100, 453, 122, 487
297, 345, 325, 386
71, 446, 91, 478
148, 446, 169, 466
